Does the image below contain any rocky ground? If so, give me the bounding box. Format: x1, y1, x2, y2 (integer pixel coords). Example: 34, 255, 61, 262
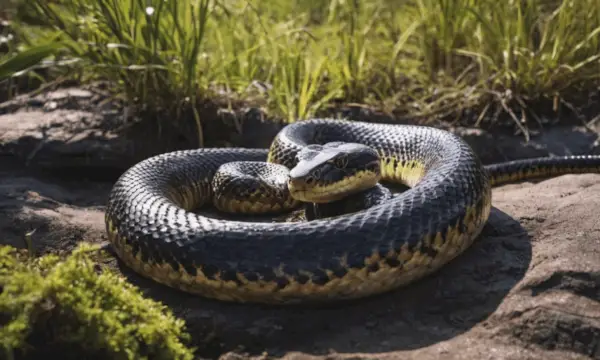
1, 86, 599, 360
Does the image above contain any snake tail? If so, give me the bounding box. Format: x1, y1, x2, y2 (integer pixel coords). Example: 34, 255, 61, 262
485, 155, 600, 186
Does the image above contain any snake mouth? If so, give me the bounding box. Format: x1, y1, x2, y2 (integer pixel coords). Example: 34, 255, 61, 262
288, 169, 381, 203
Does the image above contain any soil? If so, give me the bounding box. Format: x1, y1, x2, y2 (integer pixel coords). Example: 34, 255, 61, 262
1, 86, 600, 360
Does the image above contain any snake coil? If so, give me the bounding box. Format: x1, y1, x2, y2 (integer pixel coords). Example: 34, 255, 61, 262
105, 118, 600, 304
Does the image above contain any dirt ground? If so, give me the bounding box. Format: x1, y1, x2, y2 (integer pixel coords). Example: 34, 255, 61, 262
1, 87, 599, 360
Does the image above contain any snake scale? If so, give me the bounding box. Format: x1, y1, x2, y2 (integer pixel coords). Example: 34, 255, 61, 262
105, 118, 600, 304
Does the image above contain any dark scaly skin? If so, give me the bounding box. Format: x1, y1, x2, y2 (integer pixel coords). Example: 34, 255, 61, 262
105, 118, 600, 304
305, 184, 393, 221
211, 161, 300, 214
486, 155, 600, 186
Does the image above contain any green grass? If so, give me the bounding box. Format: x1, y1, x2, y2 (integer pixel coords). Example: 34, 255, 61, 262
6, 0, 600, 141
0, 243, 195, 360
0, 42, 62, 81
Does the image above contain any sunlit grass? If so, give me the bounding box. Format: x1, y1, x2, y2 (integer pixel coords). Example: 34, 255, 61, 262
7, 0, 600, 132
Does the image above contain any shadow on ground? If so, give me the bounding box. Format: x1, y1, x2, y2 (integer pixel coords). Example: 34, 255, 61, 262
113, 207, 532, 359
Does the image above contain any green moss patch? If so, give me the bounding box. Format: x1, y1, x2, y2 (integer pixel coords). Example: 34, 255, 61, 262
0, 243, 196, 360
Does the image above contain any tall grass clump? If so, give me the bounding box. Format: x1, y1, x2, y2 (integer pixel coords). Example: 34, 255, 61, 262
410, 0, 600, 127
464, 0, 600, 95
12, 0, 600, 129
18, 0, 213, 144
266, 34, 342, 123
207, 3, 344, 122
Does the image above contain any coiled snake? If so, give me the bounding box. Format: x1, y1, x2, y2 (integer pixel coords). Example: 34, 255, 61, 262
105, 118, 600, 304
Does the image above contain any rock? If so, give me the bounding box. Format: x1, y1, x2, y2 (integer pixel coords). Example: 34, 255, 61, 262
1, 161, 599, 359
0, 87, 281, 178
452, 126, 600, 164
0, 168, 109, 253
0, 108, 131, 177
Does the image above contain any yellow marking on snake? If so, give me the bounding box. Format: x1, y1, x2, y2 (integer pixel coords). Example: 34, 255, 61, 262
380, 158, 426, 187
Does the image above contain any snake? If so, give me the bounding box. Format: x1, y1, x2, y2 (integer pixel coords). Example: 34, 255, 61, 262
105, 118, 600, 304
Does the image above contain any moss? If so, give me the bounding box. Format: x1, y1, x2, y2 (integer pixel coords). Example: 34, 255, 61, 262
0, 243, 196, 360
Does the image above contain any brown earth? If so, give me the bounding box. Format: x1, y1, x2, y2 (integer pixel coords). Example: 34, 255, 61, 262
1, 87, 599, 360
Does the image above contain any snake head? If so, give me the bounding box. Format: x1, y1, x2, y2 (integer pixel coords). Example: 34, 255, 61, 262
288, 142, 381, 203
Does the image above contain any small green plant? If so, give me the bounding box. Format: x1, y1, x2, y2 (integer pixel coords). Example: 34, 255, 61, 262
0, 243, 195, 360
0, 42, 59, 80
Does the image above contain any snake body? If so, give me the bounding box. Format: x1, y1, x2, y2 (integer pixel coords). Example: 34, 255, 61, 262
105, 118, 600, 304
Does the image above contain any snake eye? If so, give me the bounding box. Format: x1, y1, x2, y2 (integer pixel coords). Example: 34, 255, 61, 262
305, 176, 315, 185
367, 162, 380, 173
334, 156, 348, 169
